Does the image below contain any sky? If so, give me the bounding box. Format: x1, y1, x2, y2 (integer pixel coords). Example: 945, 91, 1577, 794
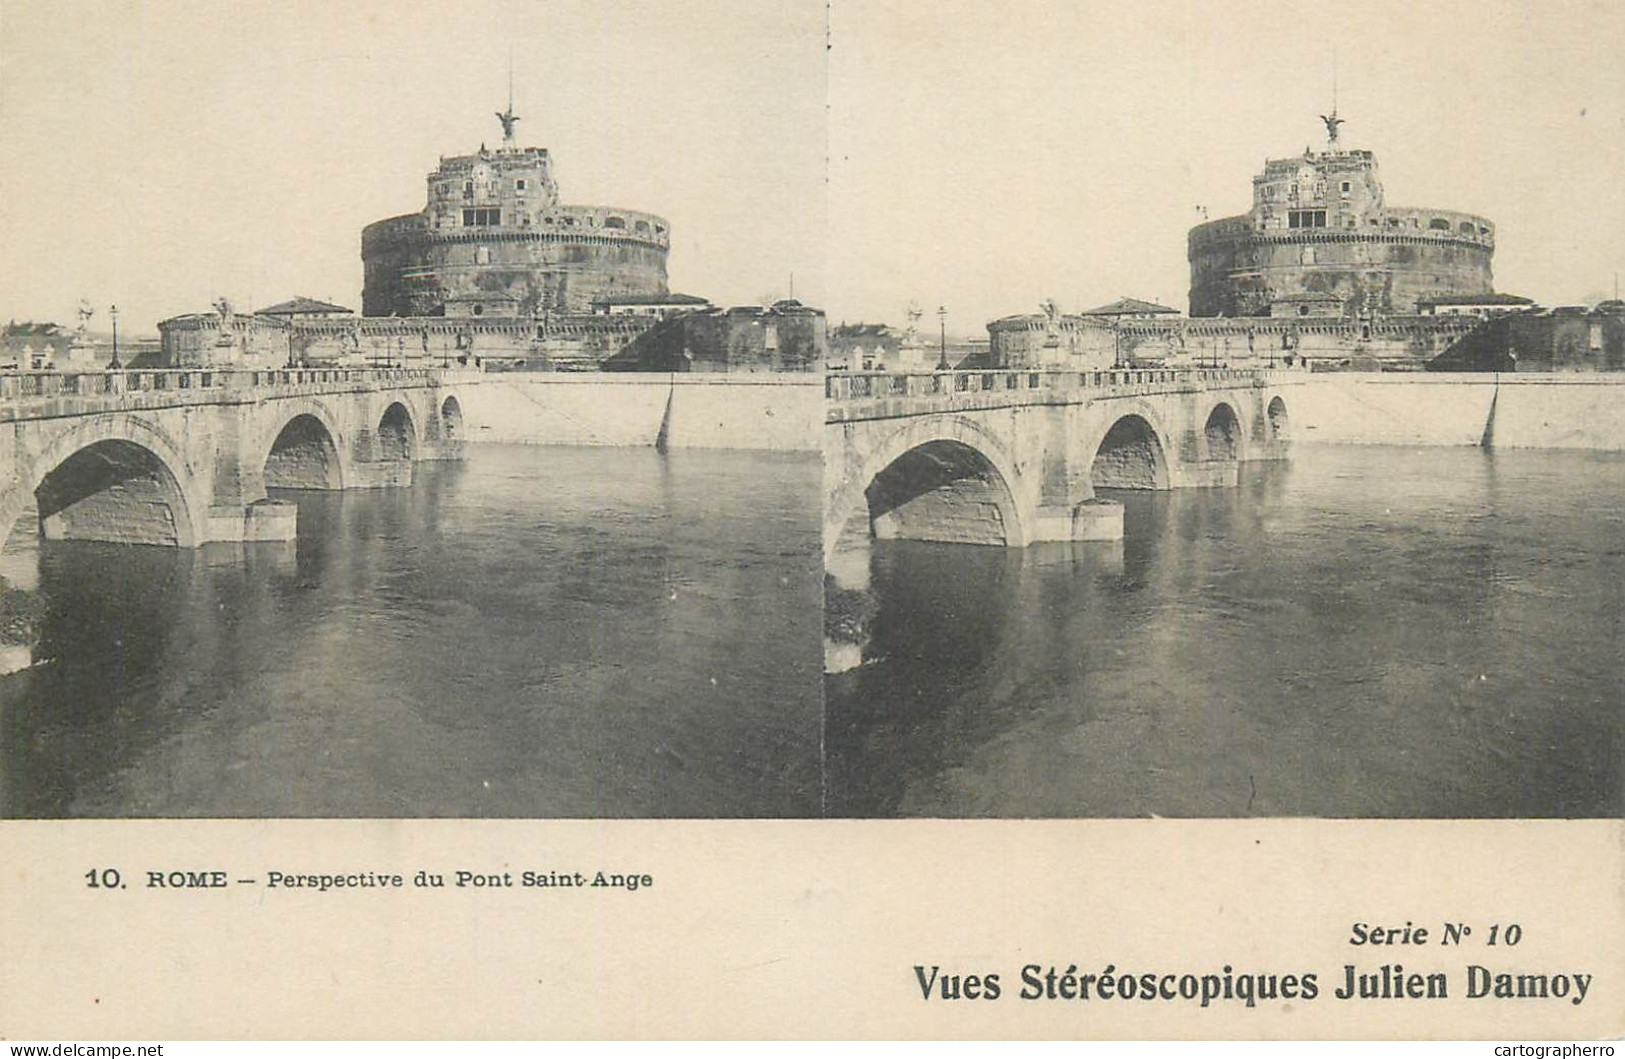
827, 0, 1625, 333
2, 0, 1623, 337
0, 0, 828, 334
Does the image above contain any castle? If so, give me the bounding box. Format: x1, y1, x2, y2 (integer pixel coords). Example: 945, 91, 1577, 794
985, 113, 1625, 372
157, 107, 822, 373
360, 105, 671, 319
1187, 112, 1495, 318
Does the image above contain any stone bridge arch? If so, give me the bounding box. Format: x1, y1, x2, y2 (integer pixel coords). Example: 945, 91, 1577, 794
437, 393, 465, 440
375, 400, 418, 461
1264, 393, 1290, 440
0, 413, 209, 547
826, 414, 1033, 560
259, 397, 352, 490
1201, 397, 1249, 462
1079, 399, 1180, 490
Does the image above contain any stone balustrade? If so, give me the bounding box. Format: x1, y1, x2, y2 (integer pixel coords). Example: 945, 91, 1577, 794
0, 367, 449, 410
825, 367, 1283, 405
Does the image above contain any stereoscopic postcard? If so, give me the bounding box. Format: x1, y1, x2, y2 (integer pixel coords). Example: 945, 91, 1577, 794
0, 0, 1620, 1041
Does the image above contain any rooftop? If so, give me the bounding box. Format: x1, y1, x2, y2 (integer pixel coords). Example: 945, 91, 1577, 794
590, 293, 710, 307
1417, 293, 1534, 307
1080, 297, 1180, 317
257, 296, 354, 316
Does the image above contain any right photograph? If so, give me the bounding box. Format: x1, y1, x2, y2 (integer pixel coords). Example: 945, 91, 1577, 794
821, 0, 1625, 818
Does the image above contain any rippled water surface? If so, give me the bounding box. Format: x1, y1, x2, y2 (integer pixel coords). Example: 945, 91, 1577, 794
1, 445, 822, 818
827, 444, 1625, 818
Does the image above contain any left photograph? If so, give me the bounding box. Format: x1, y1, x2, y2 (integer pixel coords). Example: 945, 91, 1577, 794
0, 0, 828, 818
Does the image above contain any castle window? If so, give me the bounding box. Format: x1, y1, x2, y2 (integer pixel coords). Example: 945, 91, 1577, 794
1288, 209, 1327, 229
603, 216, 626, 229
1340, 180, 1351, 196
463, 208, 501, 226
1429, 218, 1450, 231
516, 179, 527, 192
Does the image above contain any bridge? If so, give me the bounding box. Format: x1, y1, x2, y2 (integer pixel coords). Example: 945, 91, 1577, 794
825, 367, 1300, 559
0, 367, 469, 548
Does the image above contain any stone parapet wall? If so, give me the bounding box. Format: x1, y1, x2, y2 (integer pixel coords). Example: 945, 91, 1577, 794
987, 313, 1480, 370
158, 312, 656, 370
457, 373, 820, 451
1290, 372, 1625, 449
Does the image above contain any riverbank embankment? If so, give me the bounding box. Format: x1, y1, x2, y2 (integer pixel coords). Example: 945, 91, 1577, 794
1291, 373, 1625, 450
458, 373, 820, 452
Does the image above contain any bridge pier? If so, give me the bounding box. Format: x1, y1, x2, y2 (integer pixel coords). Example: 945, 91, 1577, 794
1062, 498, 1124, 542
1167, 459, 1240, 488
203, 501, 299, 543
349, 459, 415, 489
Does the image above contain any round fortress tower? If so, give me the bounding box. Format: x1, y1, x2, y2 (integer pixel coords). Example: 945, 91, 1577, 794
1187, 113, 1495, 317
361, 107, 670, 317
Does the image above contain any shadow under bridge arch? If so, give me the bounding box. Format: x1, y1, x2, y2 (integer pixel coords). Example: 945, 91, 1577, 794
855, 431, 1029, 550
438, 395, 464, 440
1090, 412, 1172, 489
19, 431, 203, 547
1266, 395, 1289, 440
375, 401, 417, 462
264, 411, 345, 490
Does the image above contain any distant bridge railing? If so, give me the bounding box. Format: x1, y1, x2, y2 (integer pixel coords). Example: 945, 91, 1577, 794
0, 367, 451, 402
825, 367, 1285, 402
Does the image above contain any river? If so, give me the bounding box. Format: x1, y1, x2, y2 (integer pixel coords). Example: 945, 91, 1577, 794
0, 445, 823, 818
826, 444, 1625, 818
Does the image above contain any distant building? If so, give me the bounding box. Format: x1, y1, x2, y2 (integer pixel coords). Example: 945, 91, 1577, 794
1427, 302, 1625, 372
1188, 114, 1497, 318
361, 112, 670, 318
255, 296, 356, 320
156, 107, 808, 373
1416, 293, 1534, 318
1, 322, 67, 369
985, 113, 1560, 373
1078, 297, 1180, 321
589, 293, 712, 317
828, 323, 902, 371
603, 300, 825, 373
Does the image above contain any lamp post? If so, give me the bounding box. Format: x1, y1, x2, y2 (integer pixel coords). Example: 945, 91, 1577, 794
936, 305, 948, 370
108, 304, 121, 370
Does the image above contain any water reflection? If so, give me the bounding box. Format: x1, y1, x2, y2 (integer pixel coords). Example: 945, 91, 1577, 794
827, 445, 1625, 818
1, 445, 823, 818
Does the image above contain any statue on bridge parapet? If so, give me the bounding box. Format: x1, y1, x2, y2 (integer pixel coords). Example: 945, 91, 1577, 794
212, 297, 239, 350
1040, 299, 1062, 347
66, 300, 98, 366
